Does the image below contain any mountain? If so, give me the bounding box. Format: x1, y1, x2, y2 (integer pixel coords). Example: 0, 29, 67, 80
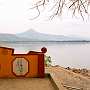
16, 29, 71, 41
16, 29, 88, 41
0, 33, 20, 41
0, 33, 34, 42
0, 29, 89, 42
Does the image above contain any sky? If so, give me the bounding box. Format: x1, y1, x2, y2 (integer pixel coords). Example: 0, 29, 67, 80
0, 0, 90, 37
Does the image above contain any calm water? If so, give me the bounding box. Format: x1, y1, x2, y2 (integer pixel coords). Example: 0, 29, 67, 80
0, 42, 90, 69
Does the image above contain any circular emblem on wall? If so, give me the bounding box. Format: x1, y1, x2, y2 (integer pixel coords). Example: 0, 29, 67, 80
12, 57, 29, 76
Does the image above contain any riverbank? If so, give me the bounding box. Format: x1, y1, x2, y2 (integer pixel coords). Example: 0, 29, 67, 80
46, 66, 90, 90
65, 67, 90, 79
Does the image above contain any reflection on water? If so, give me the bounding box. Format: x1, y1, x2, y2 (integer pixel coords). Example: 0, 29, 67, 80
0, 42, 90, 69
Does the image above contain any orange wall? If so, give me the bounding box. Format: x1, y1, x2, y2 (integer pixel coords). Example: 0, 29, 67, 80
0, 47, 43, 78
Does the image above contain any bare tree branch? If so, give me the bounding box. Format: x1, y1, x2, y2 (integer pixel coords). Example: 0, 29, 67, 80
31, 0, 90, 20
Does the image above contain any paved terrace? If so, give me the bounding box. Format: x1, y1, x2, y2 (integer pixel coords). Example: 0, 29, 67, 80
0, 77, 55, 90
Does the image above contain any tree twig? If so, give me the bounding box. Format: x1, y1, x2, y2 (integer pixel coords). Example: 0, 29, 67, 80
31, 0, 90, 20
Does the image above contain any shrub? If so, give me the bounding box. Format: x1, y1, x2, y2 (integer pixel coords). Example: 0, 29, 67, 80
45, 55, 52, 67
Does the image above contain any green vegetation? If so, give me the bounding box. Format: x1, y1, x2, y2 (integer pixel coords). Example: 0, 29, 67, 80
45, 55, 52, 67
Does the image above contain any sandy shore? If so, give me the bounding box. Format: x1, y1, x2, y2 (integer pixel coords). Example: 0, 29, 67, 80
46, 66, 90, 90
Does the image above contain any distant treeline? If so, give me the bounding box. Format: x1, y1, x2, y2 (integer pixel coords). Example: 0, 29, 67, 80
0, 40, 90, 43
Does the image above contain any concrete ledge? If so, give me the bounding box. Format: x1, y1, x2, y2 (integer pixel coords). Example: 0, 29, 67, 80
45, 73, 59, 90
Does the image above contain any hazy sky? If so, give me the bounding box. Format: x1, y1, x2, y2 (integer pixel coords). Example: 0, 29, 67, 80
0, 0, 90, 37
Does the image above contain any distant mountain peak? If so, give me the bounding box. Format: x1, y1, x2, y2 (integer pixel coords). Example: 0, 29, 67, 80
27, 29, 36, 32
16, 29, 38, 35
22, 29, 38, 34
0, 29, 88, 42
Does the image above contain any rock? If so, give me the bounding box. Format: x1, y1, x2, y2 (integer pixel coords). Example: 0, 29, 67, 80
65, 67, 71, 70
